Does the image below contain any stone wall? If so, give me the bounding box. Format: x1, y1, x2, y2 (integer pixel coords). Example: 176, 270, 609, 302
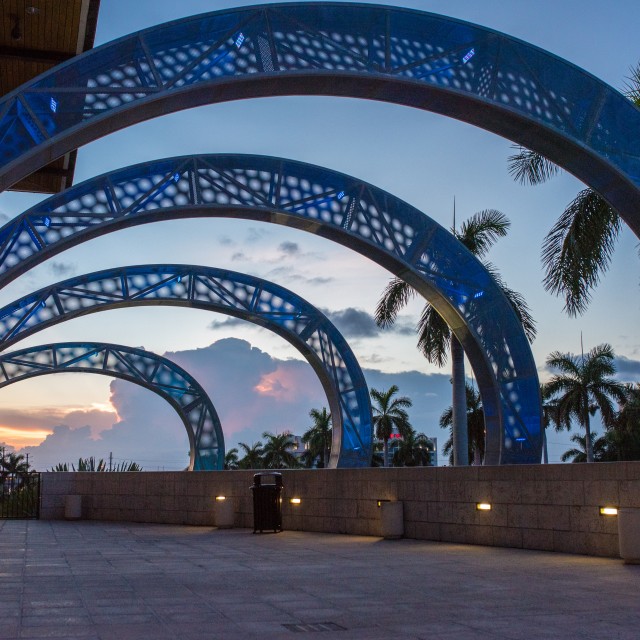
40, 462, 640, 557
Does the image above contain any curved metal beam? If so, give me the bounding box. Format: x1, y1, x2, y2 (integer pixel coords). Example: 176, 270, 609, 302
0, 341, 224, 471
0, 3, 638, 236
0, 153, 542, 464
0, 264, 373, 468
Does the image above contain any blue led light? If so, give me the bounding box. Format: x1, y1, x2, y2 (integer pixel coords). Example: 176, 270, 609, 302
235, 32, 245, 48
473, 291, 484, 299
515, 437, 527, 442
49, 97, 57, 113
462, 48, 475, 64
177, 275, 182, 283
43, 216, 51, 228
173, 172, 180, 183
337, 190, 345, 200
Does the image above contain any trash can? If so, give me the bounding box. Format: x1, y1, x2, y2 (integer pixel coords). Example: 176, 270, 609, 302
251, 472, 283, 533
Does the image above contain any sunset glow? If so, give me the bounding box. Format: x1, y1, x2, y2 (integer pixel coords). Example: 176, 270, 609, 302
0, 426, 52, 448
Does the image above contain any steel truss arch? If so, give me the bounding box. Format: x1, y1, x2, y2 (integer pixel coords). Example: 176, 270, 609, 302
0, 3, 638, 234
0, 341, 224, 471
0, 264, 373, 468
0, 154, 540, 464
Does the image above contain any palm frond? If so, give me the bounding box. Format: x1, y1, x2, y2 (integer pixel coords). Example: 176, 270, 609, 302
541, 189, 621, 316
456, 209, 510, 258
486, 265, 537, 343
375, 277, 416, 328
416, 305, 450, 366
507, 145, 562, 185
623, 61, 640, 107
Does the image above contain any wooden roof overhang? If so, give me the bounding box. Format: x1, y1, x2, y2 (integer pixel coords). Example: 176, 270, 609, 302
1, 0, 100, 193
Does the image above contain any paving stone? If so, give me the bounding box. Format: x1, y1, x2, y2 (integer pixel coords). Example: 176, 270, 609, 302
1, 521, 638, 639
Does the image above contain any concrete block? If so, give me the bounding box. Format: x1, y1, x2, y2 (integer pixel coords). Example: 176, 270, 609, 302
507, 504, 538, 529
569, 505, 618, 534
465, 480, 492, 503
439, 523, 469, 544
403, 499, 428, 523
583, 533, 618, 558
522, 528, 555, 552
537, 504, 571, 531
583, 480, 619, 506
466, 525, 493, 547
553, 530, 587, 555
619, 480, 640, 508
408, 521, 441, 542
491, 526, 523, 549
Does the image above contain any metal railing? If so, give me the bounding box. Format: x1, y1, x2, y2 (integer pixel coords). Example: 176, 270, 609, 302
0, 472, 40, 519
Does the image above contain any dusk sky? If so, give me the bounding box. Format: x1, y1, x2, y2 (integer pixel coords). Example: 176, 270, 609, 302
0, 0, 639, 469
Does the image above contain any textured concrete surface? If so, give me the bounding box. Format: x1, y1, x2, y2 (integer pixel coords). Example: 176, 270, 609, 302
42, 463, 640, 557
0, 520, 638, 639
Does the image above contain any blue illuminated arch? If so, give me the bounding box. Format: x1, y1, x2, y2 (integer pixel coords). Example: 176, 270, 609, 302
0, 341, 224, 471
0, 154, 540, 464
0, 3, 638, 236
0, 264, 373, 468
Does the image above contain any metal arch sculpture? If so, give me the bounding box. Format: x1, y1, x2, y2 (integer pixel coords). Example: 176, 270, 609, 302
0, 4, 639, 234
0, 264, 373, 468
0, 153, 541, 464
0, 341, 224, 471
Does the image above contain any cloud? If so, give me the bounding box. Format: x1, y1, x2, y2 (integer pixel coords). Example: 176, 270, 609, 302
231, 251, 250, 262
265, 266, 334, 287
246, 227, 269, 243
324, 307, 379, 338
615, 356, 640, 380
278, 241, 300, 256
9, 338, 454, 469
208, 317, 248, 330
49, 261, 76, 277
219, 235, 234, 246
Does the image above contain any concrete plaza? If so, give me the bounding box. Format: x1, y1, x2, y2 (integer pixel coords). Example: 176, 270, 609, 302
0, 520, 638, 640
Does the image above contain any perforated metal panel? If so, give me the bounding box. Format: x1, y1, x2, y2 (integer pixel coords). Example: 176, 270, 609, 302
0, 265, 373, 468
0, 153, 542, 464
0, 3, 638, 236
0, 342, 223, 470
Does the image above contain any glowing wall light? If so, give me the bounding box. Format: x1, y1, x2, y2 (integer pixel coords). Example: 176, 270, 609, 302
289, 497, 301, 505
599, 506, 618, 516
476, 502, 492, 511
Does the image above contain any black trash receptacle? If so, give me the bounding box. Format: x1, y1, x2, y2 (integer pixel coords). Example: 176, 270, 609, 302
251, 472, 283, 533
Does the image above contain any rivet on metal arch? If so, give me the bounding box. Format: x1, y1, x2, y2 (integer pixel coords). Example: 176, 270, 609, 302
0, 342, 224, 471
0, 154, 542, 464
0, 3, 638, 234
0, 265, 373, 468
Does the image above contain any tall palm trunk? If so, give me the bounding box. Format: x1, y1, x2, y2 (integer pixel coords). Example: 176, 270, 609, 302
542, 428, 549, 464
383, 438, 389, 468
451, 336, 469, 466
583, 396, 593, 463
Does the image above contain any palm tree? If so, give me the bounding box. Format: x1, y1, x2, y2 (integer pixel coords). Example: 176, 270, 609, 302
238, 441, 264, 469
224, 448, 239, 470
545, 343, 627, 463
1, 452, 29, 476
392, 429, 434, 467
540, 383, 571, 464
376, 209, 535, 466
605, 384, 640, 461
302, 407, 332, 468
561, 433, 608, 463
370, 385, 413, 467
440, 383, 486, 465
507, 62, 640, 316
261, 432, 300, 469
